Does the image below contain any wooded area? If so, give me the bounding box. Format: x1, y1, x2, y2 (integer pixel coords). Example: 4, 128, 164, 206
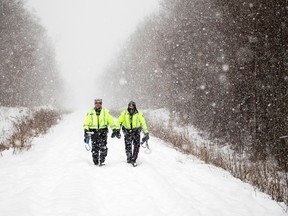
0, 0, 61, 107
102, 0, 288, 170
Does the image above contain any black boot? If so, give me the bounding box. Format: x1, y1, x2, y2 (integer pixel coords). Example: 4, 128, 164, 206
93, 157, 99, 165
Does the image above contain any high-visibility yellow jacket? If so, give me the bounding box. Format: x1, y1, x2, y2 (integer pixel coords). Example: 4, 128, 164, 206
83, 108, 115, 130
117, 110, 148, 134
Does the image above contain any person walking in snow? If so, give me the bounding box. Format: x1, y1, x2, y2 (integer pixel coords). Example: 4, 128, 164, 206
116, 100, 149, 167
83, 98, 118, 166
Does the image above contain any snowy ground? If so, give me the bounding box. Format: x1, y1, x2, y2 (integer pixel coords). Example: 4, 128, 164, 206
0, 107, 29, 144
0, 110, 287, 216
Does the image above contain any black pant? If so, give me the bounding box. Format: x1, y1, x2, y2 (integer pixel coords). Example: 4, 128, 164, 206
123, 129, 141, 163
90, 128, 108, 164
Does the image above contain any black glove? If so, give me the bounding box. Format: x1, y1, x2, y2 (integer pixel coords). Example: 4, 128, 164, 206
116, 130, 121, 139
142, 133, 149, 142
111, 129, 118, 138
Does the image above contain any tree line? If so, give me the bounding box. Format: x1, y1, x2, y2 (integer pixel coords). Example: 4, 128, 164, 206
0, 0, 61, 107
101, 0, 288, 170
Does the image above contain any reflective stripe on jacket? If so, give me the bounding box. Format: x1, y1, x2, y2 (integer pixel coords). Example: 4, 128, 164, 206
83, 108, 115, 130
117, 110, 148, 134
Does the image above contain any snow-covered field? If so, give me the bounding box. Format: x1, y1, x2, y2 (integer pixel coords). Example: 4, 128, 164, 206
0, 110, 287, 216
144, 108, 210, 147
0, 107, 29, 144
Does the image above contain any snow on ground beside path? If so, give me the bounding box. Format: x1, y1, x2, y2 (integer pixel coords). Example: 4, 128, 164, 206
0, 110, 287, 216
144, 108, 210, 147
0, 107, 29, 144
0, 106, 58, 144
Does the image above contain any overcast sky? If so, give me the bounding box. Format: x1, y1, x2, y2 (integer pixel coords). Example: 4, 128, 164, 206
26, 0, 159, 109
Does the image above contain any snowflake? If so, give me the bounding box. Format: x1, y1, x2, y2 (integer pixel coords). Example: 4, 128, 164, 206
222, 64, 229, 72
119, 78, 127, 86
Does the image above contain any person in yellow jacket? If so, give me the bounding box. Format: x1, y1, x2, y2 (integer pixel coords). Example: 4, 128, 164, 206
83, 98, 117, 166
116, 100, 149, 167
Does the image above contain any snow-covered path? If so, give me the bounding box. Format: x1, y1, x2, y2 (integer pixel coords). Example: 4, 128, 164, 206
0, 110, 286, 216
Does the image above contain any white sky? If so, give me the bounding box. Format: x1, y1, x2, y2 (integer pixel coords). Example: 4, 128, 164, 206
25, 0, 159, 109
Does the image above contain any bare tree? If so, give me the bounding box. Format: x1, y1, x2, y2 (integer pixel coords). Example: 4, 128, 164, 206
0, 0, 61, 107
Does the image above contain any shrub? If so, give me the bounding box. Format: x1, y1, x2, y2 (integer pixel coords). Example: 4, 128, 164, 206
145, 115, 288, 208
0, 108, 61, 153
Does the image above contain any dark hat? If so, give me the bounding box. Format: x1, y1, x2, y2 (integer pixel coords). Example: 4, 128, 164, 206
128, 100, 136, 107
94, 98, 102, 104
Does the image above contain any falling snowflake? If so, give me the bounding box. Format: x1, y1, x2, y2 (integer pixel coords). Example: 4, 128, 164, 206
119, 78, 127, 86
219, 74, 227, 83
222, 64, 229, 72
